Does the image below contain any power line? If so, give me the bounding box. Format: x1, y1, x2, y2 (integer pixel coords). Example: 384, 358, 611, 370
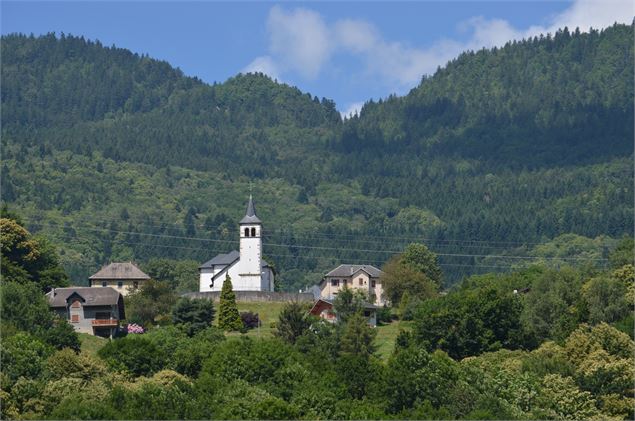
29, 219, 609, 263
53, 232, 518, 270
20, 211, 588, 248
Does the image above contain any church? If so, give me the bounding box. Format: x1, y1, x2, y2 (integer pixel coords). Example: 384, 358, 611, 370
199, 196, 275, 292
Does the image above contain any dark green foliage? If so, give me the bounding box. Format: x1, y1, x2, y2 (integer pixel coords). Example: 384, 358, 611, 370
1, 332, 53, 383
171, 297, 215, 336
0, 281, 80, 352
384, 347, 459, 413
274, 302, 312, 344
40, 315, 81, 352
125, 279, 176, 327
218, 274, 243, 331
340, 312, 377, 357
382, 253, 438, 307
108, 374, 195, 420
98, 336, 165, 376
412, 284, 526, 359
400, 243, 443, 288
0, 217, 68, 290
521, 266, 587, 342
50, 396, 118, 420
333, 286, 365, 323
142, 258, 200, 293
1, 281, 55, 333
376, 305, 393, 325
609, 236, 635, 268
0, 28, 632, 288
240, 311, 261, 329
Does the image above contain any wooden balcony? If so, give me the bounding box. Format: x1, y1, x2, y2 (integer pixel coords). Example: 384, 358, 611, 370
91, 319, 118, 326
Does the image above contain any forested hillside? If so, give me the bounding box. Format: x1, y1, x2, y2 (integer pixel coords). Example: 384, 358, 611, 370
1, 24, 633, 289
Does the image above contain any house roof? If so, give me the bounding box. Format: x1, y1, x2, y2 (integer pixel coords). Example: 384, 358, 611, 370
200, 250, 241, 269
88, 262, 150, 280
239, 195, 262, 224
309, 298, 378, 314
324, 264, 384, 278
46, 287, 123, 308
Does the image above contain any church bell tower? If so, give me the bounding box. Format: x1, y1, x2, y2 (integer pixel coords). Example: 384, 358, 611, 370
239, 195, 262, 280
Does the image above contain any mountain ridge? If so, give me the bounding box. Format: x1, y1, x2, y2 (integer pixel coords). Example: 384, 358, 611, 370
1, 25, 632, 289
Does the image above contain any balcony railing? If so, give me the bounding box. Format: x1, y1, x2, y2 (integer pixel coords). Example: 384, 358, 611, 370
91, 319, 118, 326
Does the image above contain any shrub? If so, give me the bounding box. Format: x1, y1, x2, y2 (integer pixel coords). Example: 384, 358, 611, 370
240, 311, 260, 330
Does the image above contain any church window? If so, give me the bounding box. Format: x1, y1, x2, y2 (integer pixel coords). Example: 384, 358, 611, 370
244, 228, 250, 237
251, 227, 256, 237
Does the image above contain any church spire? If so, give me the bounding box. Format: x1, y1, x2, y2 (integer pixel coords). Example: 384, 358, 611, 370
240, 195, 262, 224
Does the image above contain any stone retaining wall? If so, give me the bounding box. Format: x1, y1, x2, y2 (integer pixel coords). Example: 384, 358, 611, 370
182, 290, 315, 302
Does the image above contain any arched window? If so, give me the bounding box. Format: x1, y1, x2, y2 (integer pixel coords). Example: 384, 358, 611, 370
244, 227, 250, 237
251, 227, 256, 237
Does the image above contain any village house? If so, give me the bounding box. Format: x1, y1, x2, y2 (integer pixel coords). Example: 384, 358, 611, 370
319, 264, 387, 306
88, 262, 151, 296
199, 195, 275, 292
309, 298, 378, 327
46, 287, 125, 338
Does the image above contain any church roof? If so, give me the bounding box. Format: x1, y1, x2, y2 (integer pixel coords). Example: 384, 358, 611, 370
88, 262, 150, 280
240, 195, 262, 224
199, 250, 240, 269
324, 264, 384, 278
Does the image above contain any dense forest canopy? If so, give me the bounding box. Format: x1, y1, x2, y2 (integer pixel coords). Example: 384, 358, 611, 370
1, 24, 633, 289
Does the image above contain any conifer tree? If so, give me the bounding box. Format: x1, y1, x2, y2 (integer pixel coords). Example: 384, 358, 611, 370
218, 274, 243, 331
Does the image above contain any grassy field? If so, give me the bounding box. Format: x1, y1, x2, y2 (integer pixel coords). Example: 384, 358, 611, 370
224, 301, 406, 358
79, 332, 108, 356
79, 301, 404, 358
375, 320, 411, 359
220, 301, 289, 338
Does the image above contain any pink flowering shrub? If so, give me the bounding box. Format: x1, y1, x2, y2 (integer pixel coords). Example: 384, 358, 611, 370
127, 323, 145, 334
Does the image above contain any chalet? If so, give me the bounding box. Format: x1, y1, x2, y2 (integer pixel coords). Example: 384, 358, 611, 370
46, 287, 125, 338
88, 262, 151, 296
309, 298, 378, 327
319, 264, 387, 306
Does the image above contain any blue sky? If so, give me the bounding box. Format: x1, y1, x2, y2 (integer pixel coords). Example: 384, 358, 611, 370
2, 1, 632, 116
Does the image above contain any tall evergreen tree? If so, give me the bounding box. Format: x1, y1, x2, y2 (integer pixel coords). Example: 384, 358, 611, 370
217, 274, 243, 331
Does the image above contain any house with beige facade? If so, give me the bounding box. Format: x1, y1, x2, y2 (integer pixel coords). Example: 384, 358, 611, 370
88, 262, 150, 296
46, 287, 125, 338
319, 264, 387, 306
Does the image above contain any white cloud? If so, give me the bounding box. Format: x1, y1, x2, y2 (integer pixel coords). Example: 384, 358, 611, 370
244, 1, 633, 99
341, 101, 365, 119
266, 5, 331, 80
334, 19, 378, 53
242, 55, 280, 80
543, 0, 633, 33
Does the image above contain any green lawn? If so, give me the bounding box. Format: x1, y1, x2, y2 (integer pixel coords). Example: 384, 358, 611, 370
217, 301, 289, 338
79, 332, 108, 356
374, 320, 411, 359
220, 301, 406, 359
